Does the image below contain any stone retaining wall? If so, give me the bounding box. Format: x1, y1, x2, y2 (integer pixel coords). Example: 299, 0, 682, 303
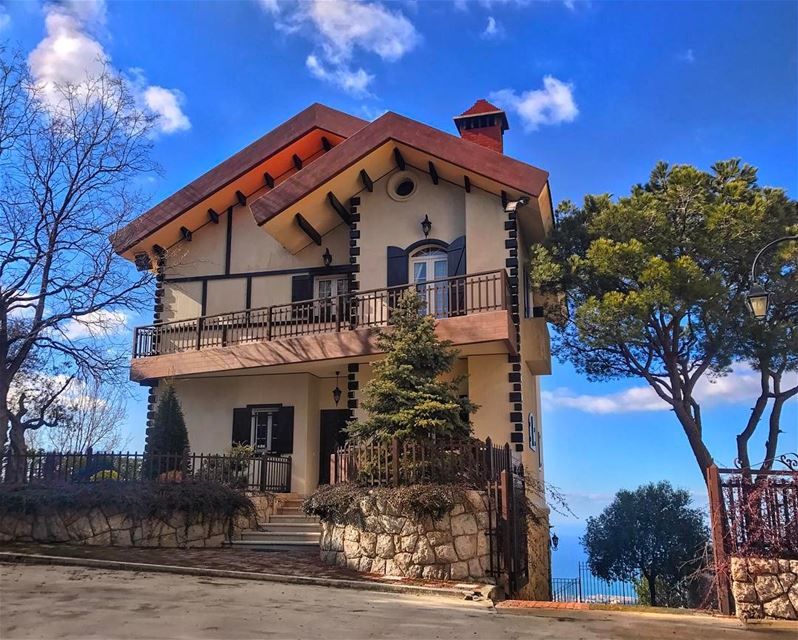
0, 508, 235, 548
730, 556, 798, 620
319, 489, 492, 582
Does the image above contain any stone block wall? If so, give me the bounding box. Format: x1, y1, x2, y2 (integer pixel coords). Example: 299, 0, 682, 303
319, 489, 492, 582
730, 556, 798, 620
0, 507, 235, 548
519, 512, 552, 601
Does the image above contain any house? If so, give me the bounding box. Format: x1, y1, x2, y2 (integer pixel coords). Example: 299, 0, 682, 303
111, 99, 553, 507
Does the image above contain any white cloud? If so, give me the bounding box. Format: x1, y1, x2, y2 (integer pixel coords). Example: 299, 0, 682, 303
306, 55, 374, 98
62, 310, 130, 340
490, 75, 578, 131
0, 5, 11, 31
27, 2, 190, 135
678, 48, 696, 64
542, 366, 797, 415
142, 86, 191, 133
261, 0, 420, 96
481, 16, 504, 39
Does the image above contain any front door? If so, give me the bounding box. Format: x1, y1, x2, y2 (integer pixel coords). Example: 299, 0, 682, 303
319, 409, 350, 484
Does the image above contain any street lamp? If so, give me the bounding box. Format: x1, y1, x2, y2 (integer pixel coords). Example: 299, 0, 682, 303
746, 235, 797, 320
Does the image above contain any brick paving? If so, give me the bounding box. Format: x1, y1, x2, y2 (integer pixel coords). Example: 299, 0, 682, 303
0, 543, 475, 591
497, 600, 589, 610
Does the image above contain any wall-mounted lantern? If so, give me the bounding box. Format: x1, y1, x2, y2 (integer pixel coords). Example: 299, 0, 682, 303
323, 247, 333, 267
332, 371, 342, 406
421, 214, 432, 238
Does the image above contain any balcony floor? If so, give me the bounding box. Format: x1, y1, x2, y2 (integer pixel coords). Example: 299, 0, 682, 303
130, 310, 516, 382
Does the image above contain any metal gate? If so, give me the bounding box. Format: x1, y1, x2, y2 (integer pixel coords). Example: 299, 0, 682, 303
486, 464, 529, 595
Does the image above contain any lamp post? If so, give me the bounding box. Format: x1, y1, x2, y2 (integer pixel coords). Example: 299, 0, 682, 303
746, 235, 798, 320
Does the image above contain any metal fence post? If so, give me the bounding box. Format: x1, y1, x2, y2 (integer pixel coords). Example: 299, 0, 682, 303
392, 438, 400, 487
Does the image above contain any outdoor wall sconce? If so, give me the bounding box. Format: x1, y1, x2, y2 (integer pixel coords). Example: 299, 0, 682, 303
421, 214, 432, 237
551, 531, 559, 551
323, 247, 333, 267
746, 235, 797, 320
332, 371, 342, 406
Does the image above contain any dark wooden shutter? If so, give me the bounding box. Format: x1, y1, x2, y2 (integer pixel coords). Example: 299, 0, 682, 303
446, 235, 466, 277
386, 246, 409, 287
447, 236, 467, 316
272, 406, 294, 454
291, 274, 314, 302
232, 408, 251, 446
387, 246, 408, 310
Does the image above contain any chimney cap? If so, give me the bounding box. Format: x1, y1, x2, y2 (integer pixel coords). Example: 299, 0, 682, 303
453, 99, 509, 131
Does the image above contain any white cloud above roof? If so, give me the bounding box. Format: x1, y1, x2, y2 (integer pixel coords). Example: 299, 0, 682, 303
27, 1, 190, 135
260, 0, 420, 97
490, 76, 579, 131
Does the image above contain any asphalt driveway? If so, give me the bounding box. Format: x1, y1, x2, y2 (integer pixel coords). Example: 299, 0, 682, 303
0, 564, 792, 639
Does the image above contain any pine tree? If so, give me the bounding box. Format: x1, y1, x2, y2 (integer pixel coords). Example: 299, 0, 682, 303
143, 383, 190, 474
347, 290, 477, 442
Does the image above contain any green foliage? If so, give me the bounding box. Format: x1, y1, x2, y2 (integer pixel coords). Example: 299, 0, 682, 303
531, 160, 797, 475
582, 481, 709, 607
346, 290, 477, 442
0, 481, 256, 522
143, 383, 190, 473
302, 483, 465, 524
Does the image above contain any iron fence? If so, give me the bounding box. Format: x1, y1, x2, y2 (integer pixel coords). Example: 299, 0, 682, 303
0, 450, 291, 493
552, 563, 640, 605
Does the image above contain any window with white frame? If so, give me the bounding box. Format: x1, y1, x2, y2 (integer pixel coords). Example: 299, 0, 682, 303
315, 276, 349, 321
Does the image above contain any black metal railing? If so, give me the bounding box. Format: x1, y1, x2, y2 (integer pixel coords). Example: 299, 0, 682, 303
552, 563, 640, 605
0, 450, 291, 493
133, 270, 510, 358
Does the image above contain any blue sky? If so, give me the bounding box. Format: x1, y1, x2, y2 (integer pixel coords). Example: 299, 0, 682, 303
4, 0, 796, 574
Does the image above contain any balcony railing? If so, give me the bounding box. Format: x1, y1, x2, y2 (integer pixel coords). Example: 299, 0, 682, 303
133, 270, 509, 359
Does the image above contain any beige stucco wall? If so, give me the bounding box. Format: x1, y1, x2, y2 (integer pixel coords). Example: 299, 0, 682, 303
357, 167, 466, 291
465, 189, 506, 274
169, 373, 341, 495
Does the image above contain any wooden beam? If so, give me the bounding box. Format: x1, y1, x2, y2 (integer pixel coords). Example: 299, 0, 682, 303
321, 136, 332, 151
263, 172, 275, 188
327, 191, 353, 226
464, 176, 471, 193
180, 226, 192, 242
292, 154, 303, 171
235, 190, 247, 207
208, 208, 220, 224
428, 161, 439, 185
295, 213, 322, 246
393, 147, 406, 170
359, 169, 374, 192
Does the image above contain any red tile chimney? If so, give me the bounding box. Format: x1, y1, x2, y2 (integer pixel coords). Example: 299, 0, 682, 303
453, 99, 509, 154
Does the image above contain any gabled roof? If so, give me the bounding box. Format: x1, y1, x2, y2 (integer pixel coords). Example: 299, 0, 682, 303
249, 111, 548, 226
110, 104, 367, 254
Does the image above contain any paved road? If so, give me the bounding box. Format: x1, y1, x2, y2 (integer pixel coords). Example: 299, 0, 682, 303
0, 564, 792, 639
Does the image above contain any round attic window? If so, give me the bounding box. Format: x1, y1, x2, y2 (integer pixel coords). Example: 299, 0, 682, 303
387, 171, 418, 202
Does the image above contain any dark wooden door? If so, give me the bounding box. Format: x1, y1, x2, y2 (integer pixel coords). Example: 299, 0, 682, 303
319, 409, 350, 485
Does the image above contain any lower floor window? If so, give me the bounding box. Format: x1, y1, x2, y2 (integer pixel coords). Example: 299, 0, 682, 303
252, 408, 277, 451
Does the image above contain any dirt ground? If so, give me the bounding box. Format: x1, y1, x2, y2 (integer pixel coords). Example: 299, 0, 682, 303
1, 563, 794, 639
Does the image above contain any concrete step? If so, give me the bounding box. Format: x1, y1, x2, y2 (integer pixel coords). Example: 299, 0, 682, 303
268, 514, 318, 524
241, 531, 320, 543
229, 539, 320, 551
258, 522, 320, 533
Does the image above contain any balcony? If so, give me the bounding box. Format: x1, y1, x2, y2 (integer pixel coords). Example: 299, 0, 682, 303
131, 270, 515, 380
